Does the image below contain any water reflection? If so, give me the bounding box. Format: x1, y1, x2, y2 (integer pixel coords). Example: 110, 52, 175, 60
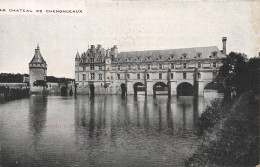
0, 93, 222, 167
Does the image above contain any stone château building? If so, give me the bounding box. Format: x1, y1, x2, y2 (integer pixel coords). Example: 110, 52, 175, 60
75, 38, 227, 96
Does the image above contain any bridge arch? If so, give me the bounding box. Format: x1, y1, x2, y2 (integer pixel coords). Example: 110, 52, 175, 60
153, 82, 168, 97
204, 81, 224, 94
133, 82, 146, 97
60, 86, 67, 96
177, 82, 195, 96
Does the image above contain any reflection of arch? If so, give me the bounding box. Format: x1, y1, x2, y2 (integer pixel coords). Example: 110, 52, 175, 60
204, 81, 224, 93
133, 82, 145, 97
121, 83, 127, 96
60, 86, 67, 96
177, 82, 195, 96
153, 82, 168, 96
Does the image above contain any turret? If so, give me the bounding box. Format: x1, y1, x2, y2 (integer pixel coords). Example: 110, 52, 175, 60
75, 50, 80, 82
29, 44, 47, 87
111, 45, 118, 60
222, 37, 227, 55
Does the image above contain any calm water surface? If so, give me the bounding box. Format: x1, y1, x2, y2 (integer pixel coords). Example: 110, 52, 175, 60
0, 92, 222, 167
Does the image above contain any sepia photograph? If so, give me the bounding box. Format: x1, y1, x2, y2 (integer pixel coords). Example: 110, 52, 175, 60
0, 0, 259, 166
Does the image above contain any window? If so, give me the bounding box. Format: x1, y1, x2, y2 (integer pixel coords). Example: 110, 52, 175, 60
99, 66, 102, 71
99, 74, 102, 80
90, 65, 94, 70
128, 65, 131, 70
213, 62, 217, 67
90, 58, 94, 63
117, 73, 120, 79
147, 64, 151, 70
118, 65, 121, 70
91, 73, 95, 80
83, 67, 86, 71
183, 63, 186, 69
127, 74, 130, 79
137, 74, 140, 79
83, 59, 86, 63
99, 58, 102, 62
183, 73, 186, 79
171, 73, 173, 79
138, 65, 141, 70
147, 74, 150, 79
198, 62, 201, 68
159, 73, 162, 79
82, 74, 86, 80
171, 63, 174, 69
159, 64, 163, 69
197, 73, 201, 79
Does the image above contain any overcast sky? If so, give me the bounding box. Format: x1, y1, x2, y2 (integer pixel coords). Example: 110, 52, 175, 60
0, 0, 259, 78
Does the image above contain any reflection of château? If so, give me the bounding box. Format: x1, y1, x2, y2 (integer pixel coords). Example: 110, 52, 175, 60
75, 37, 227, 96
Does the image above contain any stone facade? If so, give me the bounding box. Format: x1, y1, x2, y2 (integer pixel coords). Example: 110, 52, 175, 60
75, 38, 227, 96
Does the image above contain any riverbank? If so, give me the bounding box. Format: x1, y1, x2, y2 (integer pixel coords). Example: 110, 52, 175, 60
185, 92, 259, 166
0, 87, 29, 102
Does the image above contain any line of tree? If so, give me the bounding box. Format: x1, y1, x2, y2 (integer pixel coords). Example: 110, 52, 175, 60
0, 73, 29, 83
215, 52, 260, 98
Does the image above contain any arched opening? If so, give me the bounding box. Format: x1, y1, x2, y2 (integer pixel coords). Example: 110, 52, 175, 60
177, 82, 195, 96
153, 82, 168, 97
89, 84, 95, 97
204, 82, 224, 97
121, 83, 127, 97
133, 82, 146, 97
60, 86, 67, 96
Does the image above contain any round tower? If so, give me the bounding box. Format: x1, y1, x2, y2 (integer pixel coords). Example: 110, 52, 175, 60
29, 44, 47, 90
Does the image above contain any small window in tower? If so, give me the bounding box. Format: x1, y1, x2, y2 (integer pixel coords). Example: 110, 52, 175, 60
127, 74, 130, 79
138, 65, 141, 70
159, 64, 163, 69
197, 73, 201, 79
99, 66, 102, 71
171, 73, 173, 79
118, 65, 121, 70
117, 73, 120, 79
128, 65, 131, 70
137, 74, 140, 79
183, 73, 186, 79
183, 63, 186, 69
147, 74, 150, 79
159, 73, 162, 79
147, 64, 151, 70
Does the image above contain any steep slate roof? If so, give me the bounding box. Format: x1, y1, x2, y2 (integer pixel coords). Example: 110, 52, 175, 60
117, 46, 225, 61
30, 45, 46, 64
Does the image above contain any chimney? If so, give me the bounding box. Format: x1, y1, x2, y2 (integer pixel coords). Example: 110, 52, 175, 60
222, 37, 227, 55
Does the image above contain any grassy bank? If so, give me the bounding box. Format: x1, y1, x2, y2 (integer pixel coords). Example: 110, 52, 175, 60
186, 92, 259, 167
0, 87, 29, 102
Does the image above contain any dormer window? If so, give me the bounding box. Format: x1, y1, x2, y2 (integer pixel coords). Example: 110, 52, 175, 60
197, 53, 202, 58
128, 58, 131, 61
212, 51, 218, 57
90, 58, 94, 63
117, 65, 121, 70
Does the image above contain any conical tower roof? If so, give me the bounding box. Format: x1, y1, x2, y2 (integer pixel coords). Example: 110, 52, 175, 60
75, 49, 80, 59
30, 44, 46, 64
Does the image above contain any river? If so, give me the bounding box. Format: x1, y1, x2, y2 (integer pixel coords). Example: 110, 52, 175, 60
0, 92, 222, 167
